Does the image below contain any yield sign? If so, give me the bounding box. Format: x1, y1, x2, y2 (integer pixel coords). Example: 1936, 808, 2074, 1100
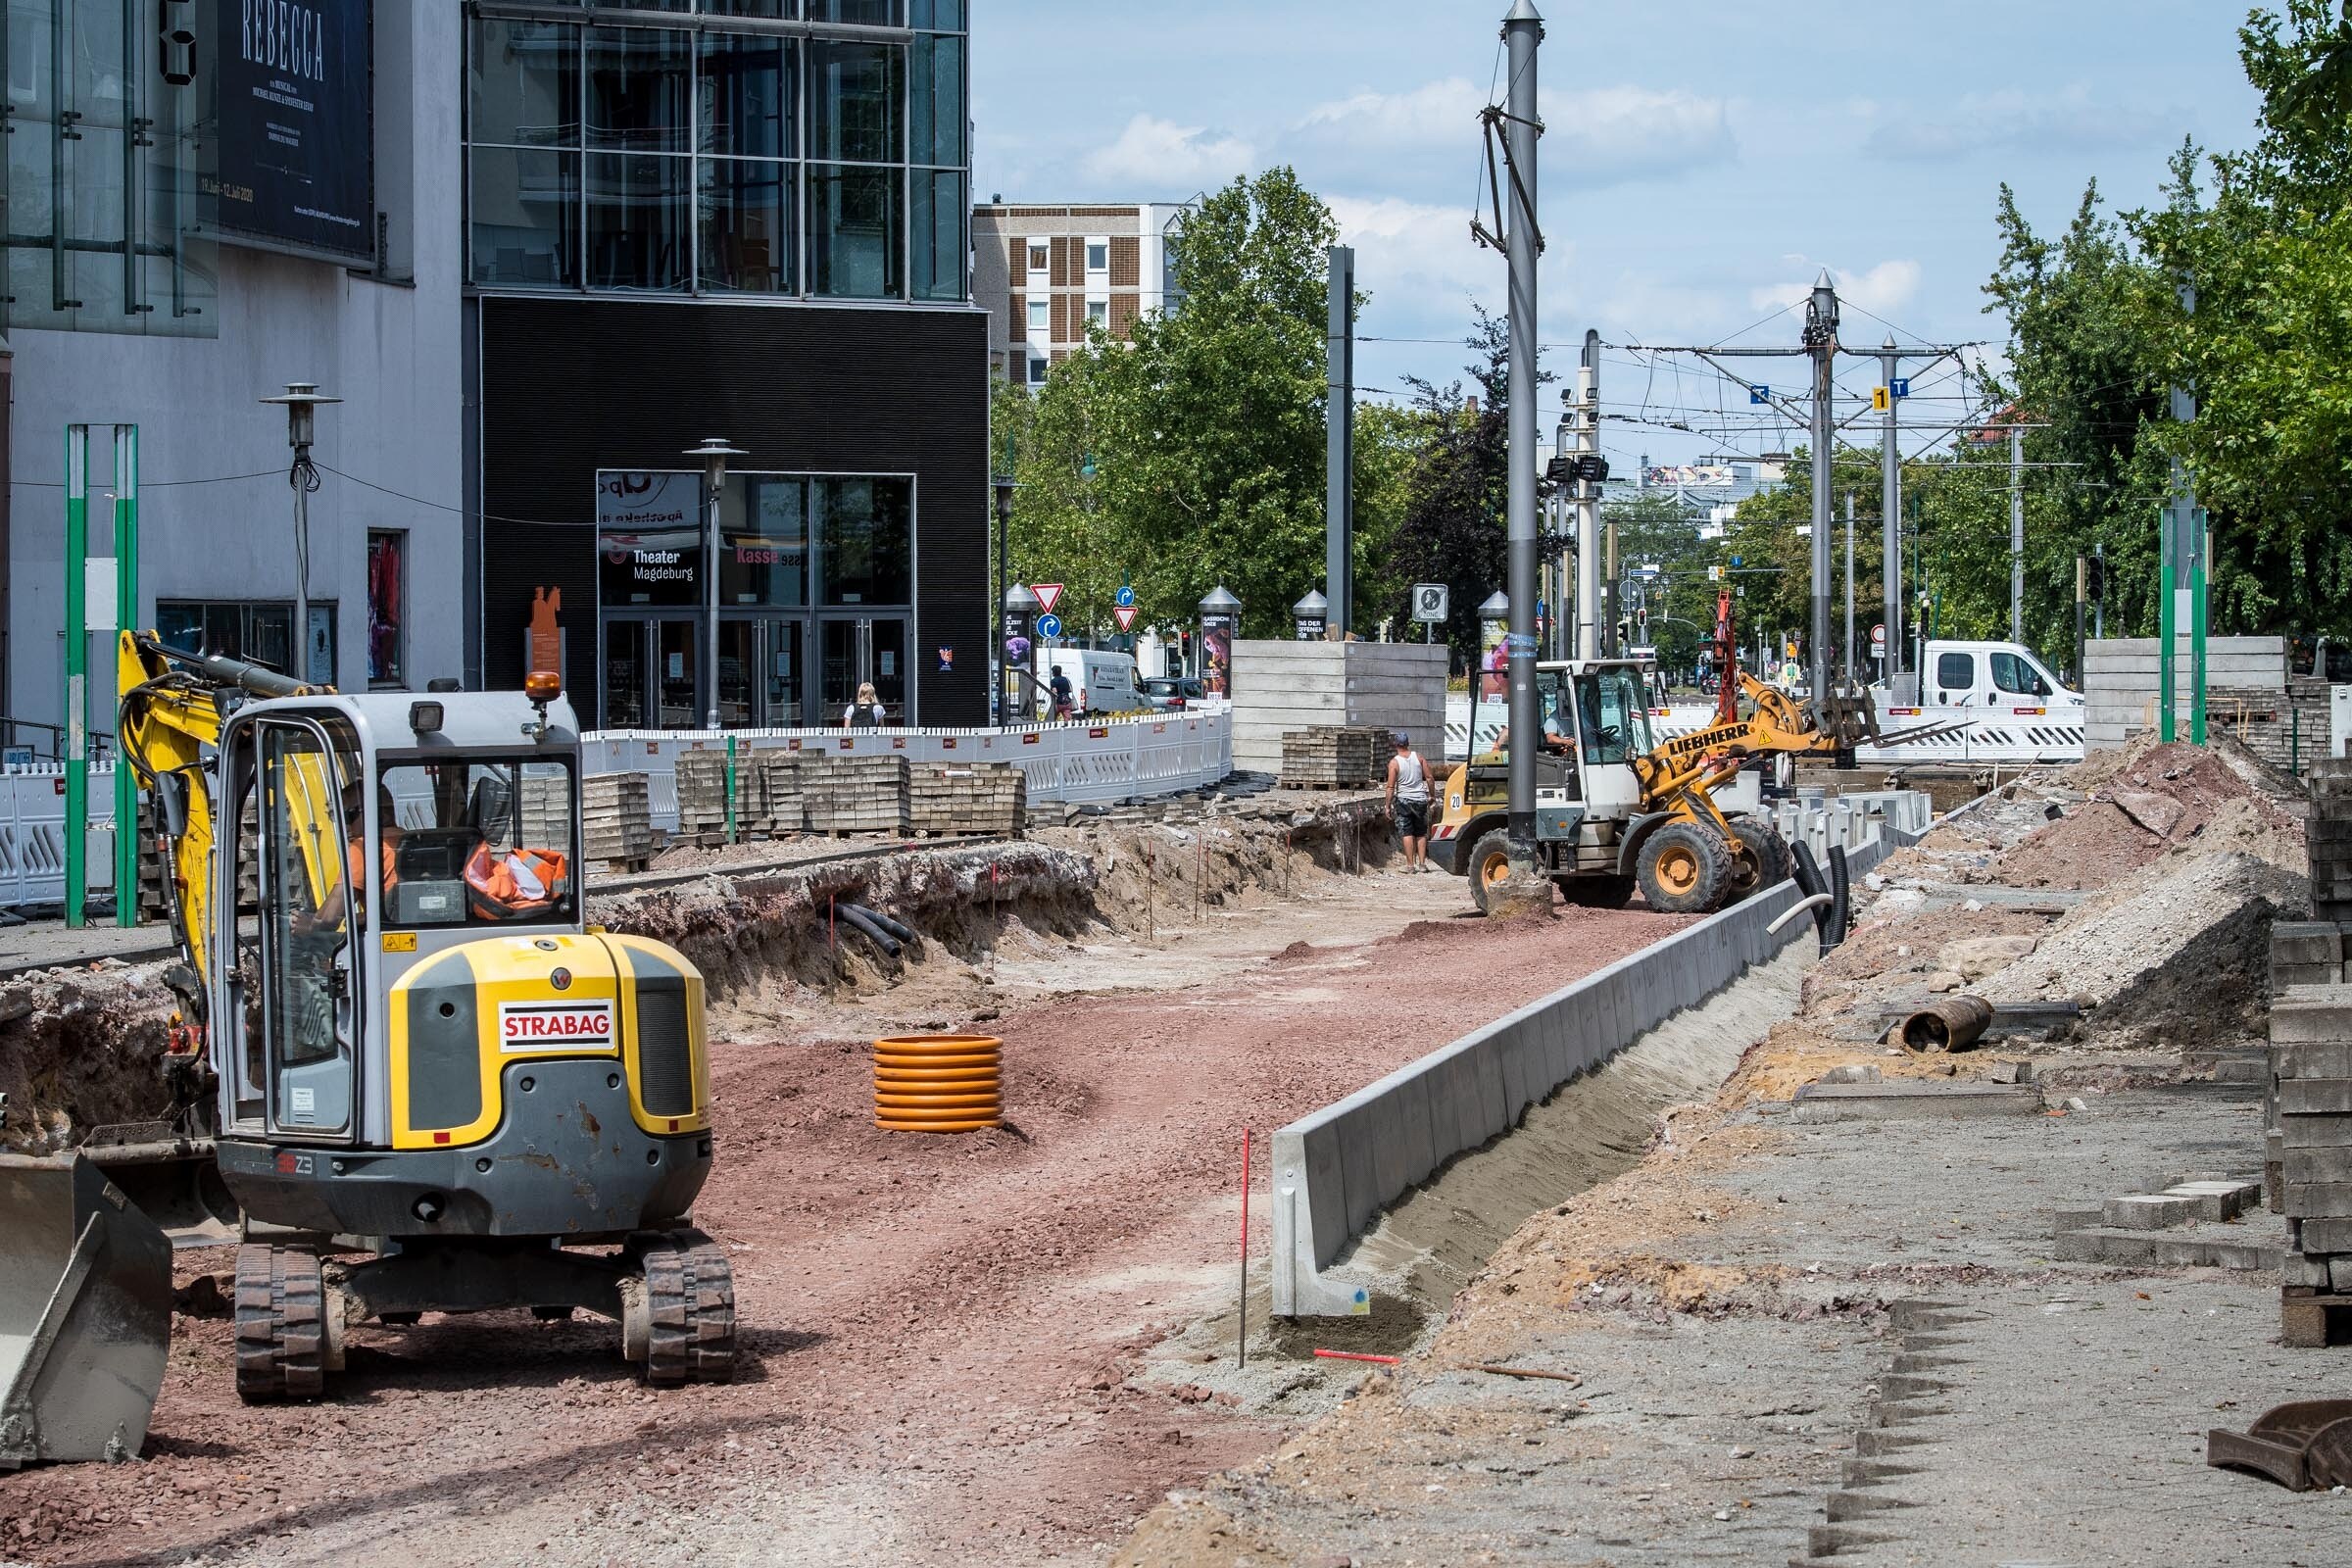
1030, 582, 1064, 614
1113, 605, 1139, 631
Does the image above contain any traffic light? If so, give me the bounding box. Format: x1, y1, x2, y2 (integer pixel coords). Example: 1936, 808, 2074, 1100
158, 0, 198, 86
2084, 555, 2106, 601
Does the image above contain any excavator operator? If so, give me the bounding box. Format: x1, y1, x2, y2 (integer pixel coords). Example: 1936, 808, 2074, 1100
313, 780, 402, 931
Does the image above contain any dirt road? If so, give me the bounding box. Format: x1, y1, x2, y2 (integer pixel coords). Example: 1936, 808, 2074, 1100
4, 865, 1688, 1567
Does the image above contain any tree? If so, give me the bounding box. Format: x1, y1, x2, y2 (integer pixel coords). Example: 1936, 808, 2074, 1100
1382, 310, 1548, 662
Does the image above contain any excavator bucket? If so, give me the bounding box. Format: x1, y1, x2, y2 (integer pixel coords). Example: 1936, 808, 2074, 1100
0, 1153, 173, 1469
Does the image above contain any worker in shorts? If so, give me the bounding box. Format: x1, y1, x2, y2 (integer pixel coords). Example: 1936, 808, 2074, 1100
1386, 731, 1434, 873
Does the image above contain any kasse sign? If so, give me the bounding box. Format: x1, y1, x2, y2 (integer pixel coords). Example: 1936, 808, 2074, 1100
212, 0, 375, 262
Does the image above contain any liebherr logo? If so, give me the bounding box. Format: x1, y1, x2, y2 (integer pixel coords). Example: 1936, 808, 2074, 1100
243, 0, 327, 84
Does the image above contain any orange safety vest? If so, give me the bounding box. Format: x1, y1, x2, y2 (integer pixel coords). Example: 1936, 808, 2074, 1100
466, 842, 569, 919
346, 836, 398, 916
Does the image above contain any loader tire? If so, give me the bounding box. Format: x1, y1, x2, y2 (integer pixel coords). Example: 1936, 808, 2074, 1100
1723, 816, 1794, 905
234, 1243, 326, 1402
1464, 829, 1515, 915
641, 1230, 737, 1387
1637, 822, 1731, 914
1556, 874, 1636, 909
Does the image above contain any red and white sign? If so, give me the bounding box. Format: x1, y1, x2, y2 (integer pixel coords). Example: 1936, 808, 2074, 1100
498, 1000, 614, 1053
1113, 605, 1139, 631
1870, 622, 1886, 651
1031, 582, 1064, 614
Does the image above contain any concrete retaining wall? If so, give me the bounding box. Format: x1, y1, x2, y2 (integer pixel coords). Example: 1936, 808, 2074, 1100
1269, 806, 1915, 1316
1228, 642, 1448, 775
2083, 636, 2286, 749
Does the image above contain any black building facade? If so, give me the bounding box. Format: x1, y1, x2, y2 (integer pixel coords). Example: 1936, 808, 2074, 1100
464, 2, 986, 728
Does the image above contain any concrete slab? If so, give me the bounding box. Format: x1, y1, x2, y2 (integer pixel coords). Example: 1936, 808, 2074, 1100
1788, 1081, 2046, 1122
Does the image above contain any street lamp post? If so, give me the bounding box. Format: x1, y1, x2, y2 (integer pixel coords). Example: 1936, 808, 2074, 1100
260, 382, 341, 682
994, 474, 1017, 720
685, 438, 747, 730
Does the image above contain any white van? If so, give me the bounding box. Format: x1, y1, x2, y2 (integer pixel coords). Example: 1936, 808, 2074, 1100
1861, 638, 2085, 764
1039, 650, 1148, 717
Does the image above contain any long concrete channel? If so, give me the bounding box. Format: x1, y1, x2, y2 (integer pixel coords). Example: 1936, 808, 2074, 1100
1271, 790, 1931, 1316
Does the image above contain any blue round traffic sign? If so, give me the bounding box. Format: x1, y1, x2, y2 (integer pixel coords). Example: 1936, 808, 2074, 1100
1036, 612, 1063, 639
1114, 585, 1136, 609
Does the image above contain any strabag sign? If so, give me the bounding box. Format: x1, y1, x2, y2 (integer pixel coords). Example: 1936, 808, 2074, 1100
499, 1000, 615, 1053
212, 0, 375, 262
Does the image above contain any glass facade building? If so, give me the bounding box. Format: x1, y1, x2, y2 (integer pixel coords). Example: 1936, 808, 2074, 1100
466, 0, 966, 303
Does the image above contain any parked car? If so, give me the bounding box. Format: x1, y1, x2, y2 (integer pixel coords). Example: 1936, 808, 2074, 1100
1141, 675, 1205, 710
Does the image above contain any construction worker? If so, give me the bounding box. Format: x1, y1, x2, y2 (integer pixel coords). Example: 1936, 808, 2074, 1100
1387, 732, 1434, 873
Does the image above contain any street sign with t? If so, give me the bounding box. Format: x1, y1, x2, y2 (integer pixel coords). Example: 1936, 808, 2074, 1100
1889, 377, 1910, 399
1411, 582, 1449, 622
1031, 582, 1064, 614
1871, 622, 1886, 651
1113, 605, 1138, 631
1748, 384, 1769, 405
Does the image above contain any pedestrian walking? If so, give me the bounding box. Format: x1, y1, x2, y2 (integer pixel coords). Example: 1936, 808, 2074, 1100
1387, 732, 1434, 872
843, 681, 889, 728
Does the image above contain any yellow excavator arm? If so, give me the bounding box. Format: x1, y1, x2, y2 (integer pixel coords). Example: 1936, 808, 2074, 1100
115, 630, 332, 999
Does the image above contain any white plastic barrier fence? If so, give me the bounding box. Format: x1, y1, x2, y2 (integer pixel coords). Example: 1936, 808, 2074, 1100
580, 709, 1234, 833
0, 764, 120, 909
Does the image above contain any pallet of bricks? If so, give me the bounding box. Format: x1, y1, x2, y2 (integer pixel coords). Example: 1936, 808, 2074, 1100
2271, 758, 2352, 1347
581, 772, 655, 873
673, 750, 760, 844
806, 753, 907, 837
1279, 725, 1383, 790
907, 760, 1025, 839
750, 750, 814, 838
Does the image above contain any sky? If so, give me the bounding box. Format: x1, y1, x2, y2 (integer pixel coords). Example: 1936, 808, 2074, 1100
971, 0, 2268, 470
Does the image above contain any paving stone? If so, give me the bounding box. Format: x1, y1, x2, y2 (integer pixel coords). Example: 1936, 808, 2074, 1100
2271, 995, 2352, 1046
2299, 1217, 2352, 1254
2277, 1111, 2352, 1149
2102, 1194, 2195, 1230
2160, 1180, 2261, 1221
2278, 1078, 2352, 1115
1789, 1081, 2045, 1123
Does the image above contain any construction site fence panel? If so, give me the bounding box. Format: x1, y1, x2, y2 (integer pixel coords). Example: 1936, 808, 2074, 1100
579, 710, 1233, 833
0, 763, 120, 910
1269, 794, 1926, 1317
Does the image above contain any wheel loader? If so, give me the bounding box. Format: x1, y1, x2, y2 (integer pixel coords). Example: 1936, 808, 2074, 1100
1429, 658, 1789, 914
1, 635, 734, 1450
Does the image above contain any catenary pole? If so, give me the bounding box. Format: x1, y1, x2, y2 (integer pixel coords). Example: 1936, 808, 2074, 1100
1879, 336, 1901, 683
1576, 329, 1600, 662
1500, 1, 1543, 877
1325, 244, 1355, 636
1804, 272, 1838, 703
2009, 423, 2024, 643
1843, 491, 1855, 686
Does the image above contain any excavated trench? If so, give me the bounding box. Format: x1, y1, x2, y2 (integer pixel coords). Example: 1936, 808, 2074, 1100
0, 796, 1400, 1156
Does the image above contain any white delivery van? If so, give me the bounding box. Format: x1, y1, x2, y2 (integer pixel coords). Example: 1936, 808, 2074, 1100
1861, 638, 2086, 765
1036, 649, 1149, 717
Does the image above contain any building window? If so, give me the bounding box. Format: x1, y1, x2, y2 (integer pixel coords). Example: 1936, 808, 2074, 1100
157, 602, 337, 686
1086, 298, 1107, 331
466, 8, 965, 302
817, 477, 913, 605
1027, 297, 1048, 332
1027, 240, 1048, 271
1027, 356, 1047, 386
1085, 238, 1108, 272
368, 533, 408, 688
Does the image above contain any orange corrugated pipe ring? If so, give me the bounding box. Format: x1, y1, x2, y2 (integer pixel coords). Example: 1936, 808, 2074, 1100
874, 1034, 1003, 1132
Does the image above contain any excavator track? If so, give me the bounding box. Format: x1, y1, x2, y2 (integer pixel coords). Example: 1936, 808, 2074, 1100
641, 1230, 737, 1387
235, 1242, 326, 1402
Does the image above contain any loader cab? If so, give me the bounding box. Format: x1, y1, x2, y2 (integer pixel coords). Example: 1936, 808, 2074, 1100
211, 692, 583, 1149
1458, 659, 1655, 824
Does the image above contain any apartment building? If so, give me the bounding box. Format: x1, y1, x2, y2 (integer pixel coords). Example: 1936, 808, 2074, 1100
970, 202, 1186, 386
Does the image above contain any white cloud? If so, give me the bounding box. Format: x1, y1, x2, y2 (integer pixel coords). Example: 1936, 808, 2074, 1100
1295, 78, 1735, 187
1081, 115, 1253, 188
1865, 85, 2176, 163
1749, 260, 1923, 322
1329, 194, 1484, 297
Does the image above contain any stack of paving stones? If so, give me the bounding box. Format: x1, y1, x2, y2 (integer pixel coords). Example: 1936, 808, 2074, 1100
751, 751, 812, 837
2270, 981, 2352, 1345
517, 773, 571, 851
139, 796, 260, 915
805, 754, 908, 837
2051, 1171, 2275, 1270
1279, 725, 1381, 789
907, 761, 1026, 838
581, 772, 654, 869
673, 751, 757, 840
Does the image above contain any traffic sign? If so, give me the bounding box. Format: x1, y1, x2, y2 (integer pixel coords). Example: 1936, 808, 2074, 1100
1890, 377, 1910, 399
1748, 384, 1769, 405
1114, 584, 1136, 609
1113, 605, 1138, 631
1410, 582, 1449, 622
1031, 582, 1064, 614
1871, 386, 1890, 413
1035, 612, 1063, 640
1871, 622, 1886, 651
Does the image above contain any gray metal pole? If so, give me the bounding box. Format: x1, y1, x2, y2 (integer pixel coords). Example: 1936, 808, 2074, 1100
2009, 423, 2024, 643
1502, 0, 1543, 875
292, 474, 311, 682
1575, 331, 1599, 662
1325, 244, 1355, 635
1843, 491, 1855, 686
1804, 271, 1838, 703
706, 474, 723, 728
1879, 336, 1901, 682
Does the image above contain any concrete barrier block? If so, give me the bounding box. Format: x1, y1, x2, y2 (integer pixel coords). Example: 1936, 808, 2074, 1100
1296, 1119, 1350, 1268
1431, 1040, 1489, 1157
1495, 1015, 1536, 1124
1339, 1101, 1384, 1241
1471, 1031, 1511, 1143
